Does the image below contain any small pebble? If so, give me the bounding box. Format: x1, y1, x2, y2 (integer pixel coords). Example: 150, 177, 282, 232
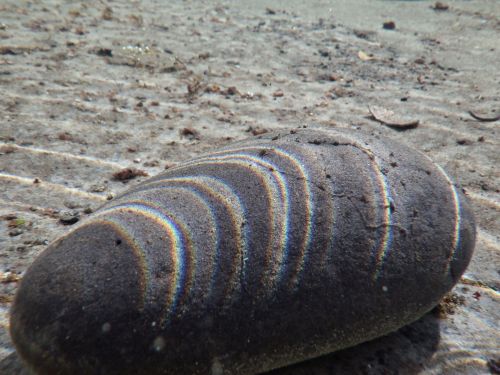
90, 184, 107, 193
383, 21, 396, 30
433, 2, 449, 11
59, 211, 80, 225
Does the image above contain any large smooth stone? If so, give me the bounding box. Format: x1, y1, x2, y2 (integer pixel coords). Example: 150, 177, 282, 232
10, 128, 475, 374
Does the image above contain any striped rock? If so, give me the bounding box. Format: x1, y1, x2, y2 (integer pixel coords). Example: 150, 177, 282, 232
10, 128, 475, 375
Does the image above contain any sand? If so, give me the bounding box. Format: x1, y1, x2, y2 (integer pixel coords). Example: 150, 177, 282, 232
0, 0, 498, 373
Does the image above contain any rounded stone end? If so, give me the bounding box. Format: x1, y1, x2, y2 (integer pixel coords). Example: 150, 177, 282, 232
10, 222, 149, 375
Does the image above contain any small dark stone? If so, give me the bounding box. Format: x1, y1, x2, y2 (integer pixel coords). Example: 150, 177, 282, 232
433, 2, 449, 11
112, 168, 148, 181
318, 49, 330, 57
95, 48, 113, 57
179, 127, 201, 141
456, 139, 473, 145
383, 21, 396, 30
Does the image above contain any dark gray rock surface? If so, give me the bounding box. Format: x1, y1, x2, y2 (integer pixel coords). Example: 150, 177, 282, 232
9, 129, 475, 374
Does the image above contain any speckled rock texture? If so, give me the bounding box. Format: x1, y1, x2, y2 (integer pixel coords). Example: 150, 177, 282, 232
10, 129, 475, 374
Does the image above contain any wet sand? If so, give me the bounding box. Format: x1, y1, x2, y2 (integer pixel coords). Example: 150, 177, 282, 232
0, 0, 499, 373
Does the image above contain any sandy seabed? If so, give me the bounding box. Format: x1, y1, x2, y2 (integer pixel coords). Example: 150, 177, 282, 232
0, 0, 499, 374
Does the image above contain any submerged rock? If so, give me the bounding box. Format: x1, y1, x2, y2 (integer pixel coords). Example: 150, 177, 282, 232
10, 128, 475, 375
